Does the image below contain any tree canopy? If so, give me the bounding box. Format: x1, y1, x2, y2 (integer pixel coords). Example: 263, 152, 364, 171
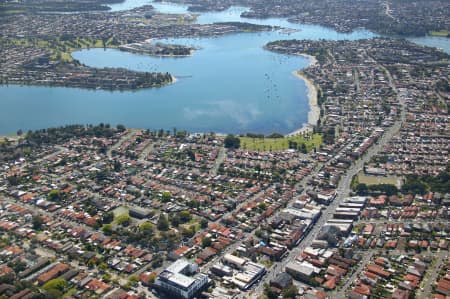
157, 214, 170, 231
402, 169, 450, 194
32, 215, 44, 230
115, 214, 131, 226
224, 134, 240, 149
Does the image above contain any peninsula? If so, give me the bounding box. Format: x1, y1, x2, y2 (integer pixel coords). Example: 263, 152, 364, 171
0, 6, 274, 90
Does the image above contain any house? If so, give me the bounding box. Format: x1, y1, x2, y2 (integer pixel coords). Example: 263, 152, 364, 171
85, 279, 111, 295
367, 264, 391, 279
36, 263, 69, 285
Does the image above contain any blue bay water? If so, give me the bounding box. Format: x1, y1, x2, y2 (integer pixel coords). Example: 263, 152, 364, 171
0, 0, 447, 134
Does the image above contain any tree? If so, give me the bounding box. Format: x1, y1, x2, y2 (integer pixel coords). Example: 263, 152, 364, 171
368, 184, 398, 196
98, 262, 108, 273
0, 273, 15, 284
323, 126, 336, 145
43, 278, 67, 291
356, 183, 368, 195
401, 176, 428, 195
113, 160, 122, 172
102, 224, 113, 235
224, 134, 240, 149
45, 289, 63, 299
258, 202, 267, 211
151, 253, 163, 268
157, 214, 169, 231
282, 284, 299, 299
102, 211, 114, 224
128, 275, 139, 286
6, 175, 20, 186
299, 143, 307, 154
47, 189, 60, 201
161, 191, 172, 202
102, 273, 111, 283
267, 133, 284, 138
32, 215, 44, 230
8, 259, 27, 273
170, 214, 180, 227
115, 214, 131, 226
182, 227, 195, 238
188, 199, 200, 209
200, 219, 208, 229
202, 237, 212, 248
116, 124, 126, 132
178, 210, 192, 223
264, 283, 278, 299
140, 221, 154, 236
148, 273, 157, 284
42, 278, 67, 292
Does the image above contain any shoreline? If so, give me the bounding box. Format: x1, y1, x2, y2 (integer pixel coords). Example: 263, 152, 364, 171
287, 54, 320, 136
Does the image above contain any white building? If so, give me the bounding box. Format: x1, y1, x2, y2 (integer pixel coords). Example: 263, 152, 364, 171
155, 259, 208, 299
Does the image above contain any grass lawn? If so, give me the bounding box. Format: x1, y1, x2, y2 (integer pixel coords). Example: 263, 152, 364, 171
430, 30, 450, 37
186, 218, 201, 232
239, 133, 322, 152
260, 259, 273, 268
63, 288, 77, 298
50, 38, 119, 62
0, 134, 19, 144
357, 172, 402, 187
8, 37, 119, 63
113, 206, 129, 217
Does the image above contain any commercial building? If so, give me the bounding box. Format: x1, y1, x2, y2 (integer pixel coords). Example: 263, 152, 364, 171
155, 259, 208, 299
285, 261, 319, 283
231, 261, 266, 290
129, 206, 152, 219
221, 254, 266, 290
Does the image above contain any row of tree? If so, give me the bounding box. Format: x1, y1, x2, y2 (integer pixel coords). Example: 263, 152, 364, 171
25, 123, 126, 145
355, 165, 450, 196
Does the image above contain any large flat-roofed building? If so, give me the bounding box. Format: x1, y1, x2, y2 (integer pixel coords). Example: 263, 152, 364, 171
129, 206, 152, 219
285, 261, 318, 283
231, 261, 266, 290
223, 253, 246, 269
155, 259, 208, 299
221, 254, 266, 290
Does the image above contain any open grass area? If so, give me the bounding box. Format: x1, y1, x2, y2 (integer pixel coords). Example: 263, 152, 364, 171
357, 172, 402, 187
430, 30, 450, 37
240, 133, 322, 152
0, 9, 25, 15
187, 218, 201, 232
63, 288, 77, 298
112, 206, 129, 217
8, 36, 120, 62
49, 37, 120, 62
0, 134, 19, 144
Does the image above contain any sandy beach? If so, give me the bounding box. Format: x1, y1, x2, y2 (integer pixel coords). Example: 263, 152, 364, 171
287, 54, 320, 136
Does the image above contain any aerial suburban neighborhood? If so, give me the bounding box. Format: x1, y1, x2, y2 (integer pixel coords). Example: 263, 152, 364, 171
0, 0, 449, 298
0, 63, 448, 298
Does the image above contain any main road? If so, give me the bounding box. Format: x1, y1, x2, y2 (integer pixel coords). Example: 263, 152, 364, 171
250, 60, 405, 298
